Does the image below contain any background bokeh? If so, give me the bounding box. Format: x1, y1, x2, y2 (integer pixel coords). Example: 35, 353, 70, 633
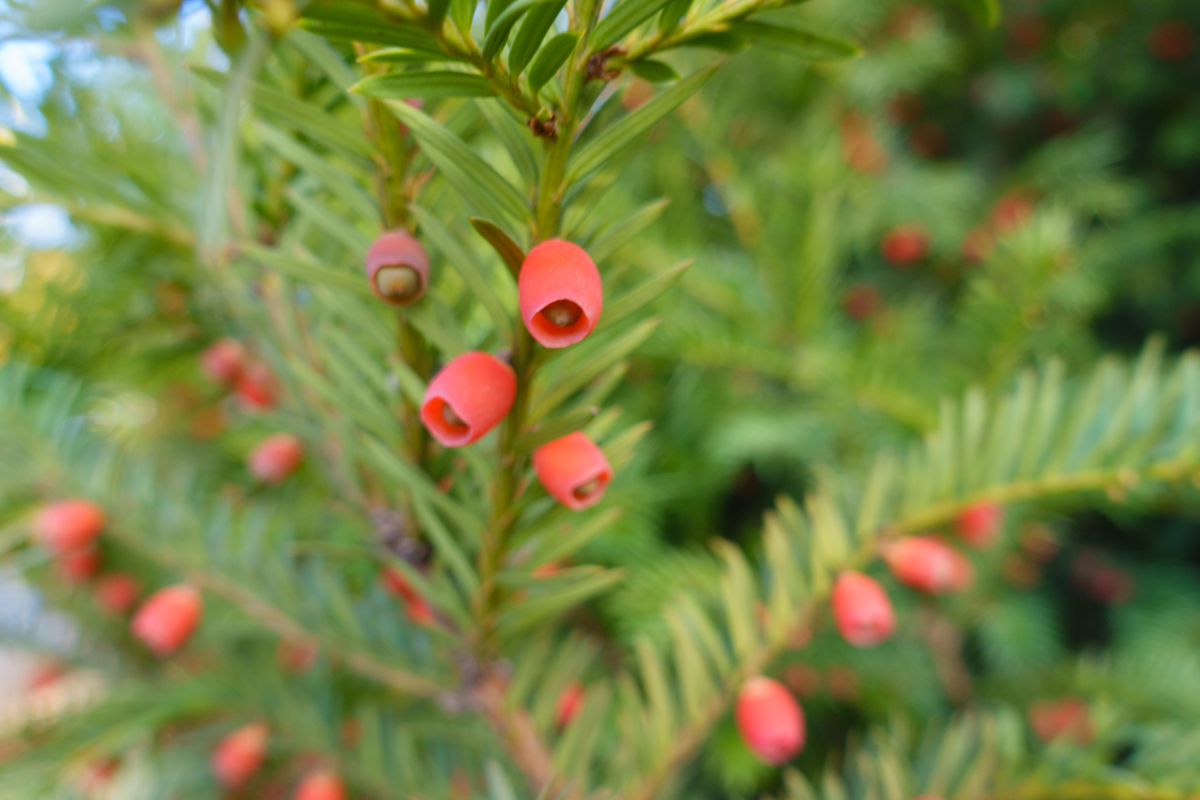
2, 0, 1200, 797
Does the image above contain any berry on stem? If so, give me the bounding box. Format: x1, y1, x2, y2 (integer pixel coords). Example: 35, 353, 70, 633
380, 567, 436, 627
35, 499, 105, 553
364, 231, 429, 306
131, 584, 203, 655
57, 546, 102, 583
735, 676, 805, 765
880, 224, 930, 267
247, 433, 304, 484
420, 351, 516, 447
531, 431, 613, 511
518, 240, 603, 348
555, 680, 585, 729
94, 573, 141, 614
1028, 697, 1092, 743
830, 571, 895, 647
200, 338, 247, 385
885, 536, 973, 593
295, 769, 346, 800
235, 361, 278, 411
211, 722, 269, 789
955, 501, 1003, 548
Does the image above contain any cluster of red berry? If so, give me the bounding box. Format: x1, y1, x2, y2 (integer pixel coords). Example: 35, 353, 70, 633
211, 720, 346, 799
33, 500, 200, 654
199, 338, 305, 484
33, 500, 348, 797
368, 232, 614, 511
732, 501, 1004, 765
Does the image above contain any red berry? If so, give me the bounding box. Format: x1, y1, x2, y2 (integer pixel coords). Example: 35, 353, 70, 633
955, 502, 1003, 548
294, 770, 346, 800
380, 567, 436, 627
27, 660, 63, 690
211, 722, 269, 789
34, 500, 105, 553
1028, 697, 1091, 743
885, 536, 973, 594
420, 351, 516, 447
1148, 21, 1194, 62
735, 677, 805, 765
200, 338, 247, 385
830, 571, 895, 647
94, 573, 141, 614
840, 113, 888, 175
247, 433, 304, 484
991, 193, 1034, 236
960, 226, 995, 264
131, 584, 203, 655
276, 639, 319, 673
843, 284, 882, 321
531, 432, 613, 511
908, 121, 947, 159
518, 240, 603, 348
555, 680, 585, 729
235, 361, 278, 411
880, 224, 929, 267
57, 546, 102, 583
365, 231, 429, 306
1090, 566, 1134, 605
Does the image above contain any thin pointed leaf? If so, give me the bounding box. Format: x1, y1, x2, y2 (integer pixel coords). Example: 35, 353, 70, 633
386, 100, 531, 226
591, 0, 675, 50
352, 71, 496, 99
509, 0, 567, 75
529, 32, 580, 92
470, 217, 527, 277
566, 65, 717, 184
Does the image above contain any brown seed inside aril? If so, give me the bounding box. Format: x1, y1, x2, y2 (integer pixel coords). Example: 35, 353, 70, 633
375, 265, 421, 302
441, 403, 466, 429
572, 478, 602, 501
542, 299, 583, 328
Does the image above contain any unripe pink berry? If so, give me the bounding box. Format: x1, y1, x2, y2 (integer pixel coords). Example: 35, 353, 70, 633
365, 231, 430, 306
880, 224, 929, 267
380, 567, 436, 627
885, 536, 973, 594
211, 721, 269, 789
294, 770, 346, 800
57, 546, 102, 583
830, 571, 895, 647
955, 501, 1003, 548
247, 433, 304, 484
531, 432, 612, 511
131, 584, 203, 655
420, 351, 516, 447
34, 500, 105, 553
236, 361, 278, 411
200, 338, 247, 385
518, 240, 603, 348
735, 677, 805, 765
94, 573, 141, 614
555, 680, 585, 729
